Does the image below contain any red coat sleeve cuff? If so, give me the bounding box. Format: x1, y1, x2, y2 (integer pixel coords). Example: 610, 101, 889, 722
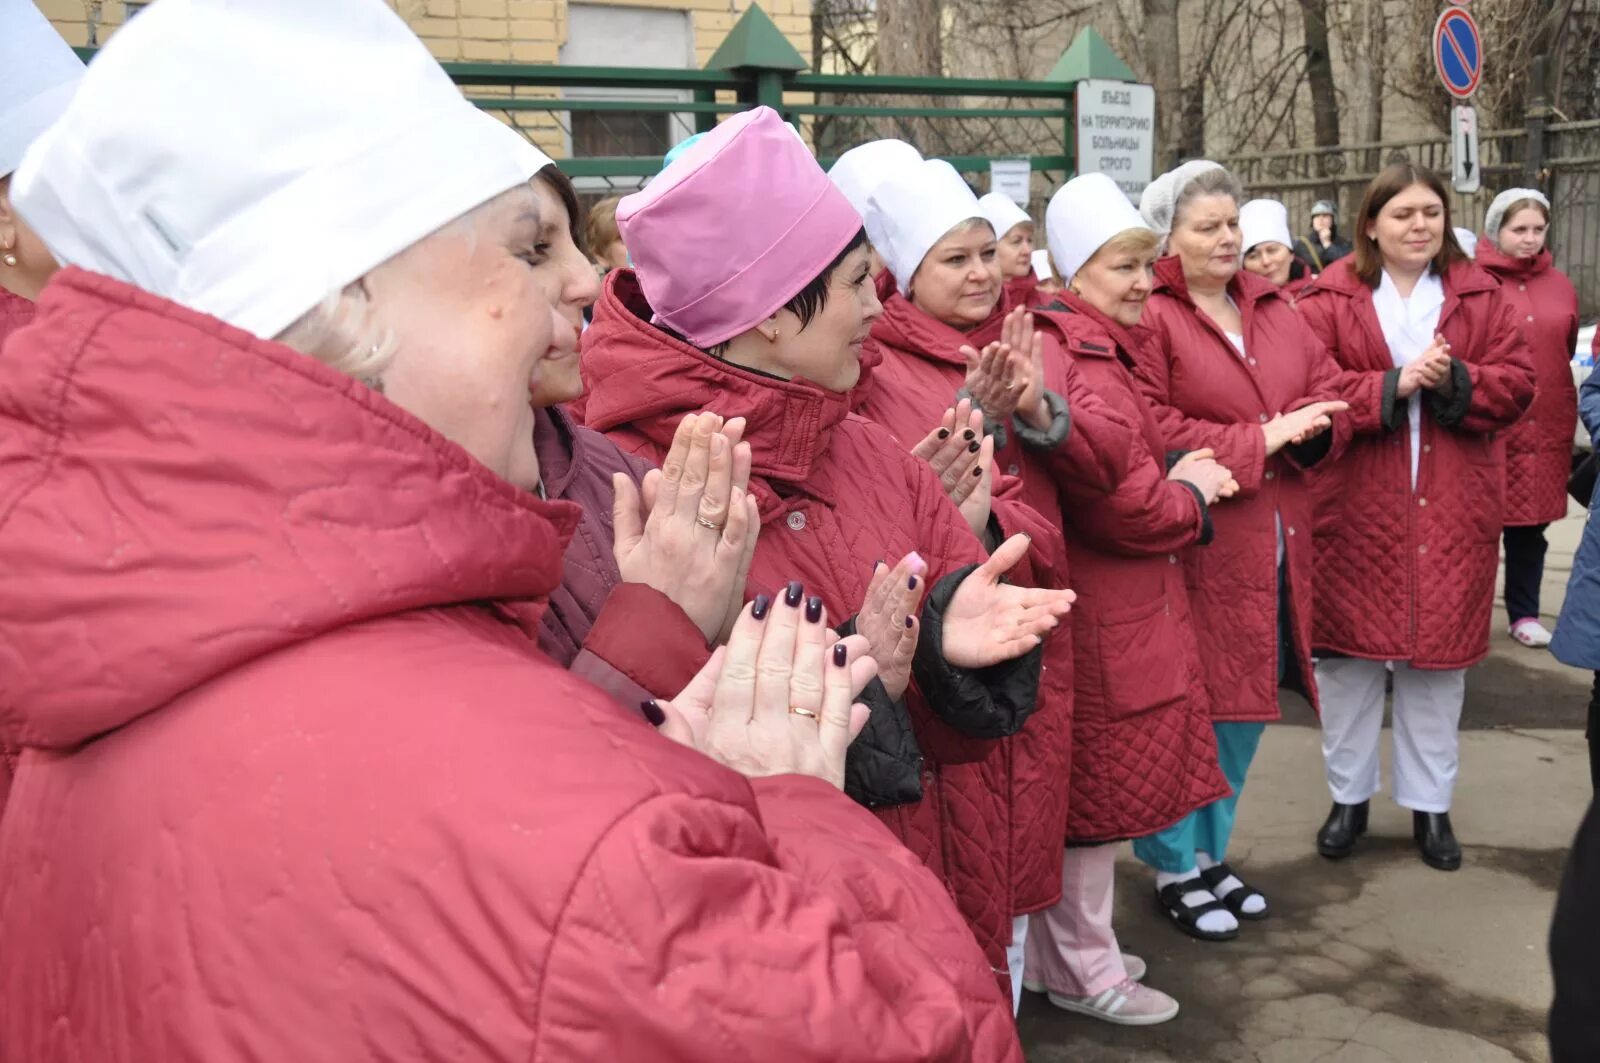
581, 582, 711, 700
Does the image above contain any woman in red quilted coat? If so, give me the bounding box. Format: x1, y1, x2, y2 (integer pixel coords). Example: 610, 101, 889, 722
1240, 198, 1317, 299
1297, 164, 1535, 872
1129, 161, 1350, 941
852, 156, 1148, 1013
1015, 172, 1233, 1025
1474, 188, 1580, 649
0, 5, 1024, 1059
581, 107, 1076, 992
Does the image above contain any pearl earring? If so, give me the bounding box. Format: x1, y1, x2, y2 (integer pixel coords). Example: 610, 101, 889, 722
1, 254, 16, 268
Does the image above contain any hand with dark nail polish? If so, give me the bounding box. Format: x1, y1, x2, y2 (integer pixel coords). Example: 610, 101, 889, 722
784, 580, 804, 608
967, 440, 980, 453
904, 615, 914, 629
963, 428, 976, 441
751, 594, 771, 620
640, 700, 666, 727
805, 596, 824, 623
832, 643, 849, 667
972, 466, 983, 477
908, 575, 918, 591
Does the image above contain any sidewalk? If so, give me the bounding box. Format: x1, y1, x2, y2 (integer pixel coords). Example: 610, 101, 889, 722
1019, 505, 1593, 1062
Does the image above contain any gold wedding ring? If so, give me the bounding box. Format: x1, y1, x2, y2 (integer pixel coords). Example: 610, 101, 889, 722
789, 706, 819, 719
696, 516, 723, 531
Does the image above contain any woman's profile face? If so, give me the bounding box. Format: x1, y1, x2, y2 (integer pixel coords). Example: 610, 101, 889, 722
526, 176, 602, 408
367, 185, 571, 491
766, 244, 882, 393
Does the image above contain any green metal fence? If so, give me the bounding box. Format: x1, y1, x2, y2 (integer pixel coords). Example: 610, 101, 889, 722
451, 60, 1081, 217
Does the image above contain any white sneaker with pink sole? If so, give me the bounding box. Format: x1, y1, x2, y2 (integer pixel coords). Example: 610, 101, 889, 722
1510, 618, 1553, 648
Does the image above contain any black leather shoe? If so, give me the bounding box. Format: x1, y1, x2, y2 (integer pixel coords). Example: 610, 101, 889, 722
1317, 801, 1368, 859
1413, 811, 1462, 871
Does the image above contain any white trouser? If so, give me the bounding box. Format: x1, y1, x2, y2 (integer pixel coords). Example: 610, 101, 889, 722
1314, 658, 1467, 813
1005, 914, 1030, 1015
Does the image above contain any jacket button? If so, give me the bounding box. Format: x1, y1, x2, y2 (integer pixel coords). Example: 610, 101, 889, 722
1423, 443, 1432, 453
1259, 413, 1269, 423
1265, 470, 1275, 480
1248, 357, 1258, 367
1527, 314, 1535, 322
1418, 497, 1428, 507
1169, 554, 1178, 564
1008, 463, 1020, 475
1419, 543, 1428, 554
1519, 284, 1528, 292
1288, 526, 1296, 536
786, 512, 807, 531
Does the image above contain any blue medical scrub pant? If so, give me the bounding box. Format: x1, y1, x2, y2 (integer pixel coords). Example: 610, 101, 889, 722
1132, 721, 1266, 874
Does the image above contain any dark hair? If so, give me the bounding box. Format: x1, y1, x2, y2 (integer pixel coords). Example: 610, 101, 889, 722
692, 227, 869, 357
535, 164, 585, 253
1352, 163, 1467, 287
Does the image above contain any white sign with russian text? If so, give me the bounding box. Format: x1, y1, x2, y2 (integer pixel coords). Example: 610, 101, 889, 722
1074, 79, 1156, 199
989, 158, 1033, 207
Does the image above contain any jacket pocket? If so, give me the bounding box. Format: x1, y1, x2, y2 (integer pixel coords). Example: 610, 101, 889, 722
1097, 598, 1189, 722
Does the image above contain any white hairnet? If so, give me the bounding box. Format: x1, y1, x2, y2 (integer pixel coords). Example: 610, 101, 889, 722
1138, 160, 1225, 236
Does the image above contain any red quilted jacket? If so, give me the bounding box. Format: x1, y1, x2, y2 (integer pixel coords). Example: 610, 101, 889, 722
0, 269, 1019, 1061
581, 270, 1020, 974
531, 406, 713, 705
1131, 257, 1350, 721
855, 293, 1082, 917
1297, 257, 1536, 668
1031, 295, 1231, 841
1474, 244, 1579, 526
0, 287, 33, 349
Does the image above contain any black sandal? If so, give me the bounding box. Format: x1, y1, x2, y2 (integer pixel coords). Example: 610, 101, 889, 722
1199, 862, 1269, 921
1154, 880, 1238, 941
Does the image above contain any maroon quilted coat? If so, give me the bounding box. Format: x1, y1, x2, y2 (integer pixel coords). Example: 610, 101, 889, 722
855, 292, 1112, 915
582, 270, 1021, 973
0, 269, 1020, 1062
1032, 294, 1230, 841
0, 287, 33, 350
1474, 244, 1579, 526
532, 406, 713, 705
1297, 258, 1536, 668
1131, 257, 1350, 721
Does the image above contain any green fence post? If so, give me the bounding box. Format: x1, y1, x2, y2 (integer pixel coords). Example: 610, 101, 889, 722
704, 4, 808, 118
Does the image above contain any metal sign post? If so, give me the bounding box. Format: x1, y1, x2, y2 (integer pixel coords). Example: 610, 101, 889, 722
1451, 104, 1481, 193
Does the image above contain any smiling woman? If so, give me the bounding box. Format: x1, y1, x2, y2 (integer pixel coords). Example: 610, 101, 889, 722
1297, 163, 1536, 876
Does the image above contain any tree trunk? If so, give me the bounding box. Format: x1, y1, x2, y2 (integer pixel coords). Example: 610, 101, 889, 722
1299, 0, 1342, 201
875, 0, 943, 77
1141, 0, 1183, 169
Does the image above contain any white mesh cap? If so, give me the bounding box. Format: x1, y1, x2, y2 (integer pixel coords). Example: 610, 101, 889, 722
1483, 187, 1550, 238
1138, 159, 1225, 236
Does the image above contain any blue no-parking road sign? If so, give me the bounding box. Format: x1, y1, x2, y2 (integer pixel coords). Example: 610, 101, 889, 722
1434, 8, 1482, 99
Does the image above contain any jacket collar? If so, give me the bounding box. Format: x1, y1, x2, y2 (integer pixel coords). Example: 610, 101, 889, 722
1474, 242, 1553, 280
869, 291, 1007, 369
1305, 254, 1500, 298
1, 268, 579, 750
1151, 252, 1285, 314
581, 270, 850, 514
1037, 290, 1142, 366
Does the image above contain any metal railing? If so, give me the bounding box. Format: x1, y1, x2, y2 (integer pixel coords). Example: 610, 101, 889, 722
1221, 123, 1600, 317
446, 62, 1078, 218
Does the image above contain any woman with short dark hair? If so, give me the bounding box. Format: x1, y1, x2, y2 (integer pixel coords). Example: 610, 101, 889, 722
1297, 164, 1535, 871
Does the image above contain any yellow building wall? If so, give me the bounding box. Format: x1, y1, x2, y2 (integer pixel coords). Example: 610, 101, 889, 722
39, 0, 813, 159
